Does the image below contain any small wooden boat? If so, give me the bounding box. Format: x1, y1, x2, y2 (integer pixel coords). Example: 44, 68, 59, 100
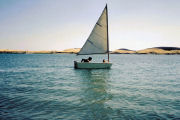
74, 4, 112, 69
74, 61, 112, 69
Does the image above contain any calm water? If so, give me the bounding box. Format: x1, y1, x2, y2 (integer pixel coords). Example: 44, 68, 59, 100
0, 54, 180, 120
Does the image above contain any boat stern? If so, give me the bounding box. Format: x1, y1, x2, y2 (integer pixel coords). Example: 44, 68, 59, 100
74, 61, 78, 68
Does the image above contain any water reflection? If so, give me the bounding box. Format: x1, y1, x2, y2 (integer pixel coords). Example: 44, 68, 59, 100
74, 69, 113, 119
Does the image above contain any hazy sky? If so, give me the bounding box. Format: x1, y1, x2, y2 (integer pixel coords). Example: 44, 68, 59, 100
0, 0, 180, 50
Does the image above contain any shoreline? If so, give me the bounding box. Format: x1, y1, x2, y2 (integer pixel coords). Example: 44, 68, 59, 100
1, 47, 180, 55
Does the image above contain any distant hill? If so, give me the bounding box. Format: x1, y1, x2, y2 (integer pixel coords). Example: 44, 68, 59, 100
136, 47, 180, 54
59, 48, 80, 54
111, 47, 180, 54
155, 47, 180, 50
111, 48, 136, 54
0, 49, 26, 54
0, 47, 180, 54
117, 48, 134, 51
0, 48, 80, 54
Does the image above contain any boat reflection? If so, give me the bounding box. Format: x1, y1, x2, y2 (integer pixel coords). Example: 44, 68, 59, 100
74, 69, 113, 119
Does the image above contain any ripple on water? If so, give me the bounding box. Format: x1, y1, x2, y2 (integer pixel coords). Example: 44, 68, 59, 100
0, 54, 180, 119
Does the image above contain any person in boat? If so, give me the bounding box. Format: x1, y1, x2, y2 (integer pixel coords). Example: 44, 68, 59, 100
81, 57, 92, 62
103, 59, 106, 63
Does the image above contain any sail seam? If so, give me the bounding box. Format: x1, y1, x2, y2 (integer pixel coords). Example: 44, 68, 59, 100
87, 39, 105, 52
96, 23, 102, 27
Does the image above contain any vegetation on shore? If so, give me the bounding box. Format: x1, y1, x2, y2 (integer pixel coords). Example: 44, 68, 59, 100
1, 47, 180, 54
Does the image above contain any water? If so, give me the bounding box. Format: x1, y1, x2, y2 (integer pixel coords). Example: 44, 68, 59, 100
0, 54, 180, 120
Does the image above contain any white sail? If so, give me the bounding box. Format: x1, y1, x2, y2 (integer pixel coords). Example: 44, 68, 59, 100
77, 6, 108, 55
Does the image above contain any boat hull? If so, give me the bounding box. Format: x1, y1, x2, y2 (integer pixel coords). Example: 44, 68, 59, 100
74, 61, 112, 69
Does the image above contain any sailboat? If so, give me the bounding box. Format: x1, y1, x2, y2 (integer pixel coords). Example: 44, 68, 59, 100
74, 4, 112, 69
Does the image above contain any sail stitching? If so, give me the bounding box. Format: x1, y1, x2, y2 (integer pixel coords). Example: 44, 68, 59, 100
87, 39, 104, 52
96, 22, 102, 27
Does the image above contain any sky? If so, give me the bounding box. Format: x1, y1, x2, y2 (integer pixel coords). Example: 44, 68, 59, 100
0, 0, 180, 51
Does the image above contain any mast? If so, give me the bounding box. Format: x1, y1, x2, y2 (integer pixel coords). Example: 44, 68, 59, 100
106, 4, 110, 62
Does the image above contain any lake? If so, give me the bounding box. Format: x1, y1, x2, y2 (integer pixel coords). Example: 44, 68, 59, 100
0, 54, 179, 120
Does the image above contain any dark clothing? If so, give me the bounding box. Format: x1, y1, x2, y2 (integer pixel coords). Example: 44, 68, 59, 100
81, 59, 89, 62
81, 57, 92, 63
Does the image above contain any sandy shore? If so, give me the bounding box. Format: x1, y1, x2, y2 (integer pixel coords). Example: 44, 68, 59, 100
59, 48, 80, 54
111, 47, 180, 55
111, 49, 136, 54
0, 48, 80, 54
1, 47, 180, 54
0, 49, 26, 54
136, 48, 180, 54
